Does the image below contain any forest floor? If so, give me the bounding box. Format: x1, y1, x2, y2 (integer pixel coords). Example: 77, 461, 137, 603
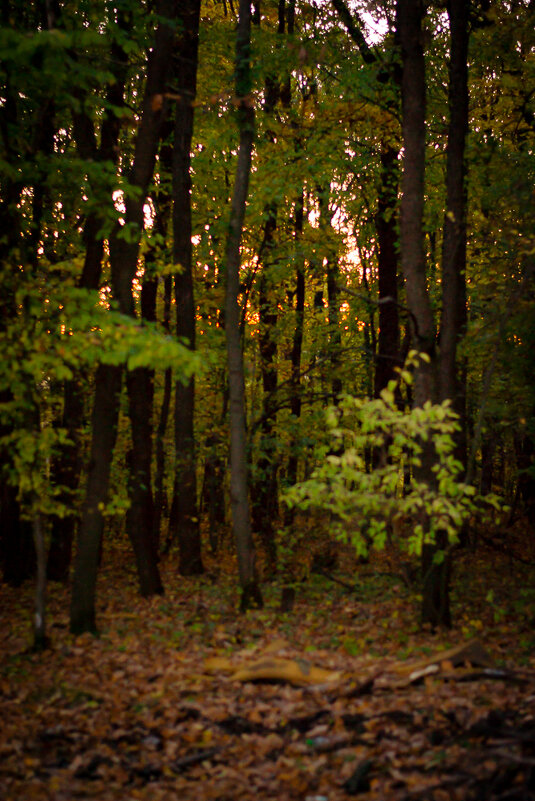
1, 524, 535, 801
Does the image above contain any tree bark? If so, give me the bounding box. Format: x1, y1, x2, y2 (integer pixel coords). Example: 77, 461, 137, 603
438, 0, 469, 451
70, 364, 122, 634
375, 144, 401, 397
397, 0, 434, 376
317, 187, 343, 402
106, 0, 181, 597
70, 2, 179, 630
330, 1, 401, 399
32, 508, 48, 650
225, 0, 263, 611
397, 0, 451, 628
171, 0, 204, 575
153, 277, 173, 552
48, 35, 127, 582
251, 208, 279, 574
283, 190, 305, 528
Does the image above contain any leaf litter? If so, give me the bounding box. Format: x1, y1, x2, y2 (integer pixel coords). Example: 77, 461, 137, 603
1, 537, 535, 801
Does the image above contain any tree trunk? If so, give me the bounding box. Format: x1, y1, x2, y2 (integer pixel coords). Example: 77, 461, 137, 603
438, 0, 469, 457
251, 208, 279, 574
397, 0, 434, 373
397, 0, 451, 628
317, 185, 343, 402
106, 0, 180, 597
171, 0, 203, 576
70, 3, 178, 630
201, 434, 227, 554
32, 508, 48, 651
0, 271, 35, 587
48, 27, 127, 582
70, 364, 122, 634
225, 0, 263, 611
153, 278, 173, 551
374, 144, 401, 397
284, 190, 305, 527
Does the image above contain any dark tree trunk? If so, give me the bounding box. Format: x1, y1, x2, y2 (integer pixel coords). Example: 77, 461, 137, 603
225, 0, 263, 611
327, 260, 343, 401
397, 0, 451, 628
0, 5, 51, 587
330, 0, 401, 397
374, 144, 400, 397
70, 2, 178, 630
148, 129, 173, 553
171, 0, 203, 576
0, 232, 35, 588
515, 429, 535, 526
284, 191, 305, 527
48, 30, 127, 582
0, 265, 35, 586
106, 0, 180, 597
317, 186, 343, 402
397, 0, 434, 374
250, 3, 293, 572
424, 0, 469, 626
438, 0, 469, 460
70, 364, 122, 634
251, 208, 279, 574
125, 364, 161, 597
32, 508, 48, 651
46, 379, 85, 582
0, 488, 35, 586
201, 434, 227, 554
153, 278, 173, 551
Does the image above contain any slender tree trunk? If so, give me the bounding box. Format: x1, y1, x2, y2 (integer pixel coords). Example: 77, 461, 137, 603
330, 1, 401, 397
201, 434, 227, 554
153, 278, 173, 551
397, 0, 434, 375
107, 0, 180, 597
280, 204, 305, 610
438, 0, 469, 455
374, 144, 400, 397
32, 508, 48, 650
397, 0, 451, 628
48, 28, 128, 582
0, 6, 47, 586
250, 1, 291, 572
70, 364, 122, 634
148, 129, 174, 553
251, 208, 279, 573
316, 185, 343, 402
0, 267, 35, 586
425, 0, 469, 626
70, 2, 178, 630
171, 0, 203, 575
284, 190, 305, 526
225, 0, 263, 611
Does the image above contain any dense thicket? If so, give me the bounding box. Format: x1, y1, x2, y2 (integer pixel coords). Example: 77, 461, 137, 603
0, 0, 533, 640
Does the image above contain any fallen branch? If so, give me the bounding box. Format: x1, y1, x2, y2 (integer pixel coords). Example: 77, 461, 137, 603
172, 747, 221, 772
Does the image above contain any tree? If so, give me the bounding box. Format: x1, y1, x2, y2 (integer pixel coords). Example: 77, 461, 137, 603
1, 0, 532, 636
171, 0, 204, 576
224, 0, 263, 611
71, 0, 181, 633
396, 0, 472, 626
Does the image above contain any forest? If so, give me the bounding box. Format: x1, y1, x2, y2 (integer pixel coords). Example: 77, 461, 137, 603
1, 0, 535, 799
